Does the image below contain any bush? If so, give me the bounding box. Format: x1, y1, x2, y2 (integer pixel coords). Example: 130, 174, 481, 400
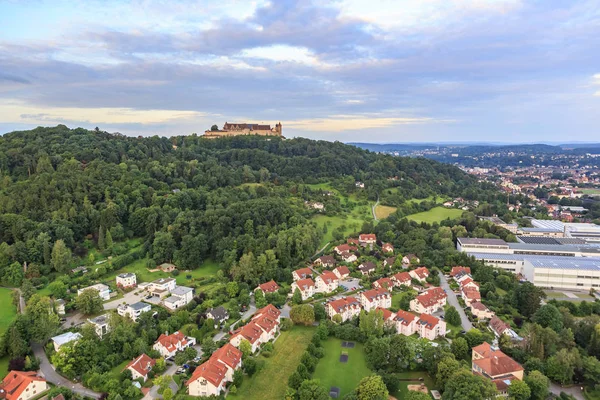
280, 318, 294, 331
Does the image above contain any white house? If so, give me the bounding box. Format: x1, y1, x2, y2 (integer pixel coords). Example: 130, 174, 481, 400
164, 286, 194, 311
78, 283, 110, 301
410, 287, 447, 314
148, 278, 177, 298
153, 331, 196, 359
292, 268, 314, 281
326, 296, 361, 322
116, 272, 137, 288
88, 314, 111, 338
360, 288, 391, 312
409, 267, 429, 282
0, 371, 48, 400
340, 252, 358, 263
391, 272, 412, 287
315, 271, 339, 293
117, 302, 151, 322
124, 354, 155, 382
358, 233, 377, 245
51, 332, 82, 352
416, 314, 446, 340
392, 309, 418, 336
291, 278, 315, 301
187, 343, 244, 397
333, 266, 350, 280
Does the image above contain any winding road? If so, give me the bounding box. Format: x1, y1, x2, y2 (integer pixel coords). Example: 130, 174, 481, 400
371, 195, 380, 221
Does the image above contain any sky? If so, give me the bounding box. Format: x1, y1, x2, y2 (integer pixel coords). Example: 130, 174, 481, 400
0, 0, 599, 143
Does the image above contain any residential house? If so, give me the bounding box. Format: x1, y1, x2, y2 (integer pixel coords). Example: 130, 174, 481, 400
186, 359, 229, 397
88, 314, 111, 338
409, 267, 429, 282
124, 354, 155, 382
292, 267, 314, 281
77, 283, 110, 301
392, 309, 418, 336
209, 343, 243, 383
334, 244, 357, 255
229, 322, 264, 353
358, 233, 377, 245
470, 301, 494, 319
450, 266, 471, 277
373, 277, 394, 290
250, 312, 280, 344
229, 306, 281, 353
51, 332, 82, 352
253, 304, 282, 323
315, 271, 339, 293
490, 316, 513, 337
116, 272, 137, 288
254, 280, 280, 295
340, 251, 357, 263
416, 314, 446, 340
117, 302, 151, 322
471, 343, 524, 395
291, 278, 315, 301
461, 286, 481, 307
333, 266, 350, 280
347, 238, 360, 246
164, 286, 194, 311
358, 261, 376, 275
360, 288, 391, 312
206, 306, 229, 327
314, 255, 336, 268
383, 257, 396, 268
410, 287, 447, 314
54, 299, 65, 316
382, 243, 394, 253
391, 272, 412, 288
148, 278, 177, 299
159, 263, 176, 272
0, 371, 47, 400
459, 276, 479, 291
153, 331, 196, 359
403, 254, 420, 265
326, 296, 361, 322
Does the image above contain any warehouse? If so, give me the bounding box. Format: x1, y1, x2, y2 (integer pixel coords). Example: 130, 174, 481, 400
522, 257, 600, 290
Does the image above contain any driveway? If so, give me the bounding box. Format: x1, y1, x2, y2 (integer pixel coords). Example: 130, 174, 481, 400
145, 362, 179, 399
439, 274, 473, 331
280, 304, 291, 319
550, 383, 584, 400
339, 278, 361, 292
104, 290, 147, 310
33, 343, 102, 399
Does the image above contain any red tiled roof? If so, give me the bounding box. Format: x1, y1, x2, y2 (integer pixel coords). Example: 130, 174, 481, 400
382, 243, 394, 251
417, 313, 441, 330
375, 307, 394, 320
472, 343, 523, 378
411, 267, 429, 279
450, 266, 471, 277
186, 359, 228, 388
414, 287, 446, 307
253, 304, 281, 321
295, 278, 315, 292
347, 238, 359, 245
462, 286, 481, 300
211, 343, 242, 370
470, 300, 490, 311
460, 277, 479, 288
0, 371, 46, 400
392, 272, 411, 284
335, 244, 357, 253
257, 280, 280, 293
319, 270, 338, 284
125, 354, 155, 378
334, 266, 350, 276
361, 287, 390, 302
373, 277, 393, 289
156, 331, 188, 353
359, 233, 377, 242
394, 309, 417, 326
490, 316, 511, 335
293, 268, 313, 279
253, 314, 279, 334
231, 321, 263, 344
327, 296, 360, 313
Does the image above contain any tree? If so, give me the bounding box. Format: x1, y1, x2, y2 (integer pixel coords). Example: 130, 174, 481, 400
525, 371, 550, 400
254, 289, 267, 308
507, 379, 531, 400
292, 288, 302, 305
26, 294, 60, 342
152, 231, 176, 264
51, 240, 71, 273
211, 124, 219, 131
105, 229, 113, 251
162, 388, 173, 400
174, 234, 207, 269
359, 309, 384, 338
442, 369, 497, 400
239, 339, 253, 358
436, 356, 462, 388
533, 304, 563, 332
47, 280, 67, 299
20, 279, 35, 303
355, 375, 389, 400
201, 337, 217, 357
513, 282, 545, 318
405, 392, 431, 400
313, 303, 327, 321
545, 348, 581, 385
582, 355, 600, 386
98, 226, 105, 251
297, 379, 329, 400
445, 306, 461, 326
226, 281, 239, 298
450, 337, 469, 360
290, 305, 315, 326
288, 371, 303, 390
3, 262, 24, 287
75, 289, 103, 315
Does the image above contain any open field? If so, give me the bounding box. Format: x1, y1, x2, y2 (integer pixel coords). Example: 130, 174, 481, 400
406, 207, 463, 224
0, 288, 17, 335
313, 338, 371, 398
406, 195, 448, 205
394, 371, 436, 399
375, 205, 397, 219
391, 290, 416, 311
580, 188, 600, 196
0, 357, 8, 380
230, 326, 314, 400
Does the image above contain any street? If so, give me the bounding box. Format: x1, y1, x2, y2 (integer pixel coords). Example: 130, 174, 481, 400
144, 362, 180, 400
439, 273, 473, 332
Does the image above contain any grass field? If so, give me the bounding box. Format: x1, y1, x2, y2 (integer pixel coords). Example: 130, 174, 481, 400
391, 290, 416, 311
0, 288, 17, 336
406, 207, 463, 224
0, 357, 8, 379
312, 338, 371, 398
406, 195, 448, 205
375, 205, 397, 220
581, 188, 600, 196
394, 371, 436, 398
230, 326, 314, 400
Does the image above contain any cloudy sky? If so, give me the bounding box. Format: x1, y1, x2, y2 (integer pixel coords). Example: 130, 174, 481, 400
1, 0, 599, 142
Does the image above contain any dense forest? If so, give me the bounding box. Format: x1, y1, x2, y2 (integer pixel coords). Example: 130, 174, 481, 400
0, 125, 500, 287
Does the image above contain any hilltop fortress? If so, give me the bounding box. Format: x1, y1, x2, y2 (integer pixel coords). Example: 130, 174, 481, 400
203, 122, 283, 139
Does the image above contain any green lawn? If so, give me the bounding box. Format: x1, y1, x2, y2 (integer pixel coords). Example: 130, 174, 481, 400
544, 290, 567, 299
394, 371, 436, 399
496, 287, 507, 296
375, 205, 397, 220
0, 356, 8, 379
391, 290, 416, 311
109, 359, 130, 379
0, 287, 17, 335
581, 188, 600, 195
312, 338, 372, 398
175, 260, 221, 285
229, 326, 315, 400
406, 207, 463, 224
406, 195, 448, 205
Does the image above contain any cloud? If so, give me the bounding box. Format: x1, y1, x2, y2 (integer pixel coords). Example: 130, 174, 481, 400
284, 114, 442, 132
594, 73, 600, 96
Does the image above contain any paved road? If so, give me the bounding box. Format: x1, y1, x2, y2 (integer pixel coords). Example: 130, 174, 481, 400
145, 363, 179, 400
371, 195, 380, 221
33, 343, 102, 399
550, 382, 584, 400
439, 274, 473, 331
104, 290, 146, 310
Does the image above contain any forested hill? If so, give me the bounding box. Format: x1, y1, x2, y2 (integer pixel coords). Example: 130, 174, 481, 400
0, 125, 497, 286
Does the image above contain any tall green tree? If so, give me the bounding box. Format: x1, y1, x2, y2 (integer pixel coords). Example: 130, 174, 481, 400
524, 371, 550, 400
75, 289, 103, 315
445, 306, 461, 326
355, 375, 389, 400
51, 240, 71, 273
26, 294, 60, 342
